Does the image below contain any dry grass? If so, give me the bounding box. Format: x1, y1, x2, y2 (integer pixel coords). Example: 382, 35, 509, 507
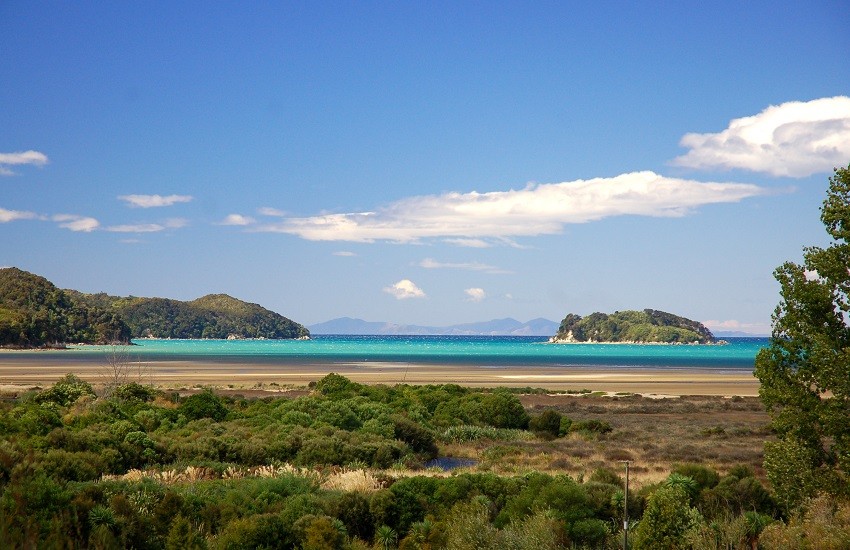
441, 393, 772, 489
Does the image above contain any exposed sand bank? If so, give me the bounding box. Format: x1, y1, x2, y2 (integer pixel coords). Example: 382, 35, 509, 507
0, 355, 759, 396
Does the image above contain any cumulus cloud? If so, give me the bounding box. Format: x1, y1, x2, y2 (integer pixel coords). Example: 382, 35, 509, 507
419, 258, 510, 274
53, 214, 100, 232
250, 171, 765, 244
0, 150, 48, 176
672, 96, 850, 177
464, 288, 486, 302
220, 214, 256, 226
383, 279, 426, 300
118, 194, 194, 208
0, 207, 38, 223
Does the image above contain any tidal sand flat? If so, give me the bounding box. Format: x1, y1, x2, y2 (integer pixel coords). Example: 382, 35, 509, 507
0, 335, 764, 395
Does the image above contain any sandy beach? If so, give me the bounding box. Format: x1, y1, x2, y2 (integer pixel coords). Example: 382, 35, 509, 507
0, 354, 760, 396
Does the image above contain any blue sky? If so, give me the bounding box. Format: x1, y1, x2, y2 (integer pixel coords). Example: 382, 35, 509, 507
2, 1, 849, 333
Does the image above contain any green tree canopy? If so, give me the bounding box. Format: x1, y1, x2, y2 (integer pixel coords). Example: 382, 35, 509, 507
754, 163, 850, 511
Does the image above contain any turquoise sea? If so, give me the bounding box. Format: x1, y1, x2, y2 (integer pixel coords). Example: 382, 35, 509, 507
21, 335, 770, 372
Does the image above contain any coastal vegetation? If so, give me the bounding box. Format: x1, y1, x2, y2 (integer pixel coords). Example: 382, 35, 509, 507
552, 309, 716, 344
0, 268, 131, 348
755, 164, 850, 511
0, 267, 309, 347
0, 372, 795, 549
70, 291, 310, 340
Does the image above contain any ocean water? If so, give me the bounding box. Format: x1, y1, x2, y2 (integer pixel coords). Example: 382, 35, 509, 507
52, 335, 768, 371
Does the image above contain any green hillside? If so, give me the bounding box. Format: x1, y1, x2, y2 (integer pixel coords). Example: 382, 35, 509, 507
553, 309, 716, 344
0, 268, 131, 347
71, 291, 310, 340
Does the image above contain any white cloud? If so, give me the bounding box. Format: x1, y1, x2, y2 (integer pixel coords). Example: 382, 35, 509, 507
333, 251, 356, 257
0, 207, 38, 222
419, 258, 510, 274
250, 171, 765, 244
164, 218, 188, 229
383, 279, 426, 300
258, 207, 287, 217
672, 96, 850, 177
107, 223, 166, 233
106, 218, 187, 233
0, 150, 48, 176
53, 214, 100, 232
465, 288, 486, 302
118, 194, 194, 208
220, 214, 256, 226
443, 238, 492, 248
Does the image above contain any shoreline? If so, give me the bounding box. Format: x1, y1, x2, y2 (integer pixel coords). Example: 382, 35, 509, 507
0, 356, 760, 397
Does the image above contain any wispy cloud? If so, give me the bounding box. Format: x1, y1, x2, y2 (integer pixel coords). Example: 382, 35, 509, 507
0, 207, 39, 223
53, 214, 100, 232
443, 238, 492, 248
672, 96, 850, 177
220, 214, 256, 226
106, 218, 187, 233
383, 279, 426, 300
333, 251, 356, 257
258, 207, 287, 217
249, 171, 765, 244
0, 150, 48, 176
419, 258, 511, 274
464, 288, 486, 302
118, 194, 194, 208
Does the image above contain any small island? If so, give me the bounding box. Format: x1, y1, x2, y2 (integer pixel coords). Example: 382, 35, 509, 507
550, 309, 719, 344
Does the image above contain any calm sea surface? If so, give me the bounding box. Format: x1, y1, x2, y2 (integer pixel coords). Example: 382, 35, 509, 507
24, 335, 770, 371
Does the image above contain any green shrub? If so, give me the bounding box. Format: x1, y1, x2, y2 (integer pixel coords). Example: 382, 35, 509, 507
165, 514, 206, 550
179, 391, 228, 422
632, 485, 702, 550
332, 491, 374, 542
570, 419, 612, 435
529, 409, 562, 438
113, 382, 158, 402
39, 449, 104, 481
314, 373, 358, 398
11, 402, 62, 435
672, 463, 720, 491
392, 415, 437, 458
210, 513, 291, 550
478, 390, 529, 429
34, 373, 95, 406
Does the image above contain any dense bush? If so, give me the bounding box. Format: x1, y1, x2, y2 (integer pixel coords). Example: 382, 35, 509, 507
0, 372, 809, 548
179, 390, 229, 422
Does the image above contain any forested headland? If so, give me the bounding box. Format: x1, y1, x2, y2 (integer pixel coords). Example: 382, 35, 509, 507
0, 267, 309, 347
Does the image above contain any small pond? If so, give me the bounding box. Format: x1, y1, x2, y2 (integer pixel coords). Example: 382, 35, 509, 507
424, 457, 478, 471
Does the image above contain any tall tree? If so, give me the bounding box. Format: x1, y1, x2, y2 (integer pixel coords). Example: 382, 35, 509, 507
754, 164, 850, 511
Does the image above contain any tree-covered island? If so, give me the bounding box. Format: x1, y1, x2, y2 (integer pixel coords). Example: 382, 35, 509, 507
551, 309, 717, 344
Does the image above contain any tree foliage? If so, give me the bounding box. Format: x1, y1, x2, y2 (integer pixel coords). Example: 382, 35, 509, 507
72, 292, 310, 340
0, 268, 131, 347
754, 164, 850, 510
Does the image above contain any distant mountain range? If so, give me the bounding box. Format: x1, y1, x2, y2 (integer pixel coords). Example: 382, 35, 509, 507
712, 330, 769, 337
309, 317, 560, 336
